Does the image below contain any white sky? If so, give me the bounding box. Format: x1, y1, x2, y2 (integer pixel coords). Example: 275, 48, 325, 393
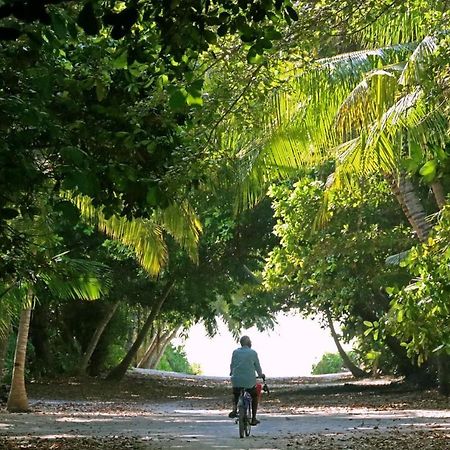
176, 313, 348, 377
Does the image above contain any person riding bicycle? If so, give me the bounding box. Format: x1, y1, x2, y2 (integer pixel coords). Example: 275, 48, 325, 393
228, 335, 265, 426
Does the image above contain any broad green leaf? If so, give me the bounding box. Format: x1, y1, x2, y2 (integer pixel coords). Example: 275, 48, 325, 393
51, 11, 67, 40
60, 146, 85, 166
203, 30, 217, 44
419, 159, 437, 182
128, 61, 146, 77
169, 89, 187, 110
247, 47, 264, 64
113, 50, 128, 69
186, 93, 203, 106
146, 186, 158, 206
95, 80, 108, 101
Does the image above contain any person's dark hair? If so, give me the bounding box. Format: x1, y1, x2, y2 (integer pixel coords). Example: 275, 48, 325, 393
240, 335, 252, 347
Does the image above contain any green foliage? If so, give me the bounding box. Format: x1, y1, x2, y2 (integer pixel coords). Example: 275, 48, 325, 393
263, 173, 415, 374
156, 344, 201, 375
388, 206, 450, 364
311, 351, 358, 375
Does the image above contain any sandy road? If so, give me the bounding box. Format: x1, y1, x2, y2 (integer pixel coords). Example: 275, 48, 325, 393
1, 398, 449, 449
0, 372, 449, 449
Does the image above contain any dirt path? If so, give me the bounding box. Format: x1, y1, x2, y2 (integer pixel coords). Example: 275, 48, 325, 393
0, 370, 449, 449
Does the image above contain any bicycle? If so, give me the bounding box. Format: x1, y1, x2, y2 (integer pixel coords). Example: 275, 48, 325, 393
237, 388, 252, 438
236, 378, 269, 438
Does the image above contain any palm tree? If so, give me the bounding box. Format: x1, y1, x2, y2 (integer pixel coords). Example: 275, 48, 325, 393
217, 8, 449, 389
6, 289, 32, 412
5, 253, 110, 412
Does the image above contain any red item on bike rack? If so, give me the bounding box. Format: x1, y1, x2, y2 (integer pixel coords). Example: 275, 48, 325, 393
256, 383, 262, 401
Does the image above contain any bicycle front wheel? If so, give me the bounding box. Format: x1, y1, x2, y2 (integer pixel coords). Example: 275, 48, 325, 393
245, 404, 251, 436
238, 406, 245, 438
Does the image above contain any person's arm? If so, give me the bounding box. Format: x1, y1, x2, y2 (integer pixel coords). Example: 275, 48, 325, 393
253, 351, 263, 378
230, 350, 236, 376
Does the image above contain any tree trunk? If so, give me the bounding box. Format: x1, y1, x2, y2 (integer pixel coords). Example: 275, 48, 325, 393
106, 281, 174, 381
431, 180, 446, 209
145, 327, 166, 369
78, 300, 120, 376
387, 173, 431, 242
150, 338, 171, 369
437, 352, 450, 396
7, 306, 32, 412
137, 329, 158, 368
325, 310, 368, 378
149, 327, 180, 369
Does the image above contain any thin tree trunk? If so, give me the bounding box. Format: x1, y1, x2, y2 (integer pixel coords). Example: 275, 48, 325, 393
137, 329, 158, 368
106, 281, 174, 381
150, 338, 171, 369
149, 327, 180, 369
146, 327, 165, 369
7, 305, 32, 412
78, 300, 120, 376
325, 310, 368, 378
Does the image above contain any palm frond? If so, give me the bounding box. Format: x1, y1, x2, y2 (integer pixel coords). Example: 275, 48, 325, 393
40, 273, 105, 301
369, 88, 448, 156
156, 201, 202, 263
334, 70, 399, 141
99, 215, 167, 276
355, 6, 426, 48
72, 195, 168, 276
71, 194, 203, 274
230, 43, 417, 211
39, 255, 111, 301
0, 282, 28, 337
399, 36, 438, 86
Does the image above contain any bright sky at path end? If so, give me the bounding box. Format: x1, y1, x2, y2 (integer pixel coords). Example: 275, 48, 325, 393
176, 313, 349, 377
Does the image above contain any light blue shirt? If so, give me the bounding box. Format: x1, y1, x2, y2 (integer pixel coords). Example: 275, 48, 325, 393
230, 346, 263, 388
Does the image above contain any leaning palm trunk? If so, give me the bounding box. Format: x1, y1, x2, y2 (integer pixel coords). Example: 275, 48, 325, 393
431, 180, 446, 210
325, 310, 368, 378
106, 281, 174, 381
386, 173, 431, 242
7, 305, 32, 412
78, 300, 120, 376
